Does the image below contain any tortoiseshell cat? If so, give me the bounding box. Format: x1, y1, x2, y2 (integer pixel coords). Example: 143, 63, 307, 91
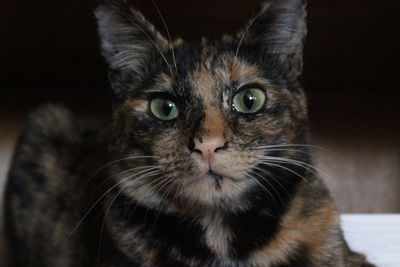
4, 0, 374, 266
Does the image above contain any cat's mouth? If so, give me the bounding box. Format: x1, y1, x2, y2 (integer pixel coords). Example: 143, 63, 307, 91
207, 170, 223, 181
207, 171, 223, 189
204, 170, 241, 189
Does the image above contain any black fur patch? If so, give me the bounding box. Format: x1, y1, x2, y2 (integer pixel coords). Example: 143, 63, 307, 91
110, 193, 214, 263
226, 162, 306, 259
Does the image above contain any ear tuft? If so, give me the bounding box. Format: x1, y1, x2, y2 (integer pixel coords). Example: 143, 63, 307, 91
238, 0, 307, 81
95, 0, 168, 72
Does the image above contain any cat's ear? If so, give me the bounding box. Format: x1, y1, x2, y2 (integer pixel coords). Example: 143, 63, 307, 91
95, 0, 169, 73
237, 0, 307, 81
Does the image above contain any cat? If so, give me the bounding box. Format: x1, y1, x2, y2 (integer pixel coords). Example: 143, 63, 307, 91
4, 0, 375, 266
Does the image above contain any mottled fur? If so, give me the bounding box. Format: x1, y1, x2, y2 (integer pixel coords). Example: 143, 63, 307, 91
4, 0, 374, 266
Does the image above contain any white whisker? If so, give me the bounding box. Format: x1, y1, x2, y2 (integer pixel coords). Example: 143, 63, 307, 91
90, 155, 158, 180
248, 171, 281, 209
63, 167, 159, 246
251, 143, 331, 153
109, 2, 173, 72
260, 156, 329, 179
152, 0, 178, 71
251, 166, 292, 202
258, 160, 311, 186
260, 148, 312, 156
235, 2, 271, 61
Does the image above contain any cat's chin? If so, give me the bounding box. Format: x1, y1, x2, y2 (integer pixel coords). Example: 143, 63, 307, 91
201, 170, 241, 184
177, 170, 252, 209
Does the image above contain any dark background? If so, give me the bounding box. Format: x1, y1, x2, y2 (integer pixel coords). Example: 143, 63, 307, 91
1, 0, 399, 114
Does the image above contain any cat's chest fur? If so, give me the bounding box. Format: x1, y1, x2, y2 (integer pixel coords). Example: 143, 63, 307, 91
101, 178, 336, 267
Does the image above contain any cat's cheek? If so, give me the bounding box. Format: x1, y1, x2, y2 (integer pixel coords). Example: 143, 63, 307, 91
212, 153, 251, 180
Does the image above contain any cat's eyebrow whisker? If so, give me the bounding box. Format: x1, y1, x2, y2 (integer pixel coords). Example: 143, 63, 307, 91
152, 0, 178, 72
235, 2, 271, 61
109, 2, 173, 73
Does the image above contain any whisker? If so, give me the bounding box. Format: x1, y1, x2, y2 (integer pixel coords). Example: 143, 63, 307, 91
235, 2, 271, 61
258, 161, 312, 186
251, 143, 331, 153
94, 166, 159, 265
122, 171, 163, 199
63, 168, 159, 246
109, 166, 159, 195
261, 148, 312, 156
261, 157, 317, 175
89, 155, 158, 181
251, 166, 292, 202
154, 181, 177, 225
260, 156, 329, 178
97, 169, 162, 255
115, 173, 166, 226
109, 1, 173, 72
152, 0, 178, 71
97, 189, 122, 265
88, 165, 161, 195
248, 171, 281, 209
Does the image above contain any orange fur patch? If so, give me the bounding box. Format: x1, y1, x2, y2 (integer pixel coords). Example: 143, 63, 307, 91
250, 188, 338, 265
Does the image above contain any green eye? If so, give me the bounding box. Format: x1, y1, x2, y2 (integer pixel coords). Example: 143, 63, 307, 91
232, 88, 266, 113
150, 98, 179, 120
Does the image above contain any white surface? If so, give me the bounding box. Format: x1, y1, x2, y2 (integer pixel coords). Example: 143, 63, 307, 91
341, 214, 400, 267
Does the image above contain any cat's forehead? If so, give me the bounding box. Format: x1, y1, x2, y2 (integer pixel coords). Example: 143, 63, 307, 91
130, 40, 273, 109
173, 41, 269, 100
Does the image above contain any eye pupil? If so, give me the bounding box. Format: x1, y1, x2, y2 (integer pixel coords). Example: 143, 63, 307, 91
232, 88, 266, 114
243, 91, 255, 110
161, 101, 173, 116
150, 97, 179, 120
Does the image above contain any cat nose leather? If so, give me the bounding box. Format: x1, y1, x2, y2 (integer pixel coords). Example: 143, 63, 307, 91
193, 136, 225, 165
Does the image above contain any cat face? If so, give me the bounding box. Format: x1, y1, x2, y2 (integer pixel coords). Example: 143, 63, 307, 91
96, 0, 308, 210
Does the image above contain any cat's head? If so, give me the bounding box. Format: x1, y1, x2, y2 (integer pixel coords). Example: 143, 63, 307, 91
95, 0, 309, 211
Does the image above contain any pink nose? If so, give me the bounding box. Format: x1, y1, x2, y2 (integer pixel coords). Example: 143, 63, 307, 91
193, 136, 225, 165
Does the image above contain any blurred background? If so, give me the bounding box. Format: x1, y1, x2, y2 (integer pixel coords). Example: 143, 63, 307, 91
1, 0, 399, 265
